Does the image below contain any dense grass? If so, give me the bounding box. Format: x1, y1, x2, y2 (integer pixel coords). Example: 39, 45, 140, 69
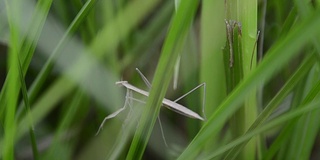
1, 0, 320, 159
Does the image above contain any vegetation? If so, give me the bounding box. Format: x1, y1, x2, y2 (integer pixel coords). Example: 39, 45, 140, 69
1, 0, 320, 159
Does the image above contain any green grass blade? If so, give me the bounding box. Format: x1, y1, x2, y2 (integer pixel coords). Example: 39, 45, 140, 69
206, 78, 320, 159
121, 0, 173, 68
286, 65, 320, 159
238, 0, 258, 158
0, 0, 161, 151
16, 77, 76, 140
178, 8, 320, 159
126, 1, 199, 159
20, 0, 53, 71
224, 0, 258, 158
224, 53, 316, 159
294, 0, 320, 57
278, 7, 298, 39
181, 30, 201, 138
203, 98, 320, 160
3, 0, 21, 159
17, 58, 39, 159
200, 0, 226, 109
45, 90, 86, 159
223, 21, 245, 143
278, 1, 320, 158
0, 0, 53, 120
264, 80, 320, 160
89, 0, 161, 58
200, 0, 226, 152
16, 0, 97, 119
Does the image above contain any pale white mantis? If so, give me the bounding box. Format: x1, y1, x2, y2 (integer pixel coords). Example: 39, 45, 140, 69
97, 68, 206, 144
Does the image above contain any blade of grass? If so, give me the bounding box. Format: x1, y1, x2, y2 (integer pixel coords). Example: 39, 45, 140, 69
200, 0, 226, 153
51, 0, 69, 25
89, 0, 160, 58
286, 64, 320, 159
173, 0, 181, 91
178, 8, 320, 159
3, 0, 21, 159
224, 0, 258, 158
256, 7, 298, 158
0, 0, 53, 120
0, 0, 161, 151
265, 79, 320, 160
181, 28, 201, 138
263, 75, 309, 160
283, 2, 320, 158
76, 0, 96, 44
20, 0, 53, 71
257, 0, 267, 61
224, 53, 316, 159
203, 96, 320, 160
121, 0, 173, 68
45, 89, 86, 159
17, 57, 39, 159
207, 78, 320, 159
200, 0, 226, 120
294, 0, 320, 57
16, 0, 97, 119
238, 0, 258, 158
239, 0, 258, 76
223, 20, 245, 140
278, 7, 298, 39
126, 1, 199, 159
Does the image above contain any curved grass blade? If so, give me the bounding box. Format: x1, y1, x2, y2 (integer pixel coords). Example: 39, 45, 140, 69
126, 1, 199, 159
224, 53, 316, 159
3, 1, 20, 158
286, 65, 320, 159
202, 96, 320, 160
263, 80, 320, 160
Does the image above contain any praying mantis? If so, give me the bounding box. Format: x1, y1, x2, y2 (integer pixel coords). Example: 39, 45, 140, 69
96, 68, 206, 143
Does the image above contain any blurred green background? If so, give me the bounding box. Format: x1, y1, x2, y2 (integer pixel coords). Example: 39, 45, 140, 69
1, 0, 320, 159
